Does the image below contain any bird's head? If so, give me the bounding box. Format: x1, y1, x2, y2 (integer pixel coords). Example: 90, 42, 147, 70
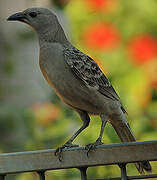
8, 8, 68, 44
7, 8, 58, 31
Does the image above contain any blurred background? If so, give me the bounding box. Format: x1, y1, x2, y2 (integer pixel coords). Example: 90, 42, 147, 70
0, 0, 157, 179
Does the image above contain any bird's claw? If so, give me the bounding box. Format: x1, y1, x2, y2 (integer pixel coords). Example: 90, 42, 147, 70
85, 140, 103, 157
55, 142, 79, 161
55, 146, 65, 161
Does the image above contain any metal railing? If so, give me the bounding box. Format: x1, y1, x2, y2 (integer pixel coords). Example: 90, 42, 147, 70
0, 140, 157, 180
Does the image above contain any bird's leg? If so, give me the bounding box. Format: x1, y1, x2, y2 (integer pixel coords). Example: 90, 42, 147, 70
55, 110, 90, 161
85, 114, 107, 156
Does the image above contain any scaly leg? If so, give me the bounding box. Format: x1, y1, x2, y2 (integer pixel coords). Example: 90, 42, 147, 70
55, 109, 90, 161
85, 114, 107, 156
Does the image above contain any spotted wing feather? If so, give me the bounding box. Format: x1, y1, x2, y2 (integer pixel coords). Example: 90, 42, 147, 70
63, 47, 121, 102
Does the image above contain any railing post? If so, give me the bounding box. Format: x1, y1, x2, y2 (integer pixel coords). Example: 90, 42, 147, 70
119, 164, 127, 180
37, 171, 45, 180
0, 175, 5, 180
78, 167, 88, 180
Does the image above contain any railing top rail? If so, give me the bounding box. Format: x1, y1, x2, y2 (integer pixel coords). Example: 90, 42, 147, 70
0, 140, 157, 175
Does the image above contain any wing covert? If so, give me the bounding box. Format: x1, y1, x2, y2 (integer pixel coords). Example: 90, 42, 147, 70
63, 47, 120, 102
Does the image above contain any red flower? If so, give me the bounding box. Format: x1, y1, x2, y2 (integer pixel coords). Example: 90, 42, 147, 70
82, 22, 120, 51
86, 0, 116, 11
128, 35, 157, 65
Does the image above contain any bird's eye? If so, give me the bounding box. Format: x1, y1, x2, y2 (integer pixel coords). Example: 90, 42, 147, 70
29, 12, 37, 18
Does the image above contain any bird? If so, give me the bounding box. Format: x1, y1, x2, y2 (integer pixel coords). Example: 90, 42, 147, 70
8, 8, 152, 174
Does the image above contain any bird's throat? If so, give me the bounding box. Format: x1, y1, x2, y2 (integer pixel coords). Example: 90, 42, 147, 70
38, 24, 68, 45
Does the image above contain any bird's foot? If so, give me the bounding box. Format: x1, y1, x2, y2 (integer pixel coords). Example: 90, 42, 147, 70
55, 142, 79, 161
85, 139, 103, 157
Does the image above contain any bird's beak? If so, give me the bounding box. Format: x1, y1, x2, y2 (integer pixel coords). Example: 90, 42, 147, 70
7, 12, 28, 23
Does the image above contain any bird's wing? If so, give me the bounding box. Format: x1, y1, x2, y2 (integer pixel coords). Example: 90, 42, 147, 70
63, 47, 121, 102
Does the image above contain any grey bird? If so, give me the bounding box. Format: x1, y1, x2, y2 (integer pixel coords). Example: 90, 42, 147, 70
8, 8, 152, 174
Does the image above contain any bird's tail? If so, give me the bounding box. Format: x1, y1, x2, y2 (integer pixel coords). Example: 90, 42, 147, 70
109, 112, 152, 174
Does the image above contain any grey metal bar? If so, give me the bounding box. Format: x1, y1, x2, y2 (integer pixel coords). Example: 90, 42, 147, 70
119, 164, 127, 180
127, 174, 157, 179
79, 167, 88, 180
90, 173, 157, 179
37, 171, 45, 180
0, 140, 156, 174
0, 175, 5, 180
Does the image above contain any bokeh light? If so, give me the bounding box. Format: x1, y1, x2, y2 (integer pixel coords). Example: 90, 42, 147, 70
82, 22, 120, 51
128, 35, 157, 65
86, 0, 116, 11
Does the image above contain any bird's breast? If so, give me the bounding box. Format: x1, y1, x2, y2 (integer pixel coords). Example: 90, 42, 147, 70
39, 43, 110, 114
40, 61, 108, 114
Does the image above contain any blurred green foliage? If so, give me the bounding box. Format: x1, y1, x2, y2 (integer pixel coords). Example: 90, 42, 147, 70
1, 0, 157, 179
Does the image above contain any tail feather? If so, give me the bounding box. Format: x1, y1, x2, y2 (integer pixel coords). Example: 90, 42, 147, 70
109, 112, 152, 174
135, 162, 152, 174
